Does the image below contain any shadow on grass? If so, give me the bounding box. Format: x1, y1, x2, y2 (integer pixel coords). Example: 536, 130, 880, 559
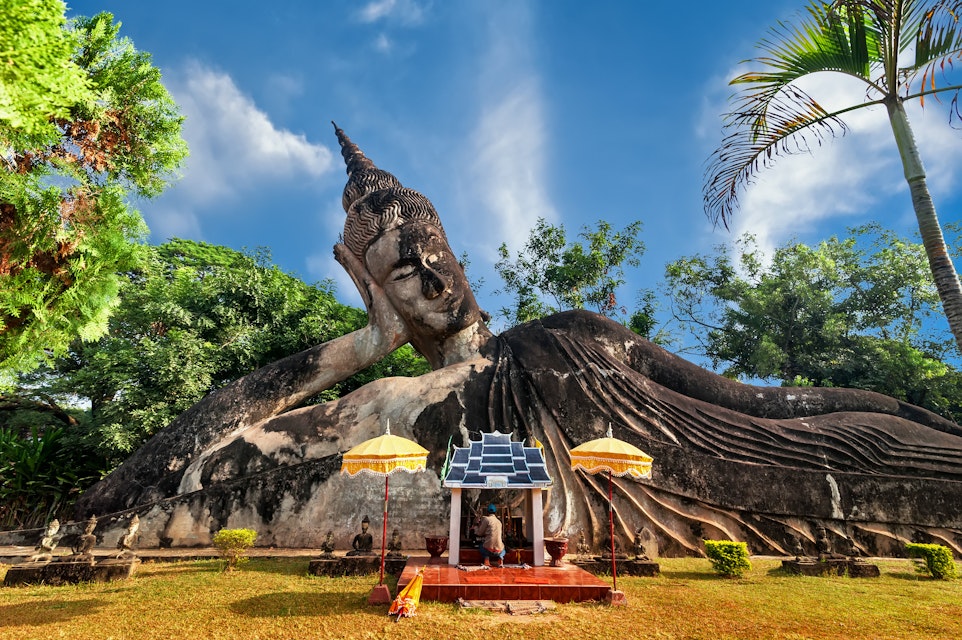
0, 598, 107, 627
241, 558, 313, 576
140, 563, 219, 578
765, 566, 803, 578
230, 591, 382, 617
887, 571, 935, 581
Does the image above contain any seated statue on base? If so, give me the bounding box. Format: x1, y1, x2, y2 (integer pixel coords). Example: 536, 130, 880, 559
27, 519, 61, 562
346, 516, 374, 556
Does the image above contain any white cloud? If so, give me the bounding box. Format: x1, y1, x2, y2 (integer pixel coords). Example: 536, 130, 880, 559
464, 1, 555, 259
357, 0, 426, 25
146, 62, 336, 240
373, 33, 392, 53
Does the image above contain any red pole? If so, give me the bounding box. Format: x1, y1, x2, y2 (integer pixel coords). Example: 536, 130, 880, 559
380, 475, 389, 586
609, 469, 617, 593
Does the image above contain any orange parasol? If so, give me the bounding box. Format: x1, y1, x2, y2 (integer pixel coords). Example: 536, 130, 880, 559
569, 424, 652, 602
388, 567, 425, 621
341, 421, 429, 603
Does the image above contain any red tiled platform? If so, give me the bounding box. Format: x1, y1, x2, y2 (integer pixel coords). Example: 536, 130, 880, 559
397, 558, 612, 603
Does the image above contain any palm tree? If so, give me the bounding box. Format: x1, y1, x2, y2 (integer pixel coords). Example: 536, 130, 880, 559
704, 0, 962, 353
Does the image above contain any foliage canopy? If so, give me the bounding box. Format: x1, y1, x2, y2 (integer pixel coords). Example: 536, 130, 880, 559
664, 224, 962, 421
0, 10, 187, 379
494, 218, 658, 336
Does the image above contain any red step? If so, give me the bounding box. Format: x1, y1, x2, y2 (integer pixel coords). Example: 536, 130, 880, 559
397, 558, 613, 603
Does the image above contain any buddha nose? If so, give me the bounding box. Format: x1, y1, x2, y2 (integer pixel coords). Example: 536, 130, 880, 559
421, 266, 447, 299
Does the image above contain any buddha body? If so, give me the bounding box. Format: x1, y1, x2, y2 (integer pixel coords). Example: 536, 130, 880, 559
74, 125, 962, 557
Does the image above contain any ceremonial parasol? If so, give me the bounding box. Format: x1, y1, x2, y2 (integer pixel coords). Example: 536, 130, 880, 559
341, 421, 429, 604
388, 567, 425, 621
569, 424, 652, 604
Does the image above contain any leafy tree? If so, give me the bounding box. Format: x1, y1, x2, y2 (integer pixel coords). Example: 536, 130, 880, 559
2, 240, 429, 525
704, 0, 962, 353
0, 0, 92, 136
0, 11, 187, 379
21, 240, 429, 468
495, 218, 647, 325
664, 224, 962, 421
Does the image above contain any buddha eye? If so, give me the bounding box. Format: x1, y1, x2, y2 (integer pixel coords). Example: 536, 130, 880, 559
392, 263, 418, 281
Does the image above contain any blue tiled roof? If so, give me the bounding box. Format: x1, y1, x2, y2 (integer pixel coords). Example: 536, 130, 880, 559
441, 430, 552, 488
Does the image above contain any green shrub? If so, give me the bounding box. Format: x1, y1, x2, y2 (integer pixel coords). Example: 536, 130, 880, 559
212, 528, 258, 571
905, 543, 957, 579
704, 540, 752, 578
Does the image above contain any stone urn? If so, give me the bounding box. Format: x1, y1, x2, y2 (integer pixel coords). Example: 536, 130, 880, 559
545, 537, 569, 567
424, 535, 449, 564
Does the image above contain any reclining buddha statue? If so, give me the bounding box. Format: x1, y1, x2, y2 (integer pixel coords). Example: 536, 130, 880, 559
75, 124, 962, 556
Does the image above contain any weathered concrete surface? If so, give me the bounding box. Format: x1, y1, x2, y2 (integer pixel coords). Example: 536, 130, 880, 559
306, 556, 407, 577
2, 556, 139, 586
70, 311, 962, 557
571, 558, 661, 577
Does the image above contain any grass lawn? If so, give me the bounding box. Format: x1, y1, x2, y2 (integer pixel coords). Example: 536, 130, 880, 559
1, 557, 960, 639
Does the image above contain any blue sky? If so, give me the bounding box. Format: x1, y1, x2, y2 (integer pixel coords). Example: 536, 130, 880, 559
67, 0, 962, 358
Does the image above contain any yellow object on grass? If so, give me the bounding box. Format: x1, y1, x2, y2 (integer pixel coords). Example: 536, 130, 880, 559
389, 568, 425, 620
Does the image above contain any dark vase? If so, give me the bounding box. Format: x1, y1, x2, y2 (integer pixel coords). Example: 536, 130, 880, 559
424, 535, 449, 564
545, 538, 569, 567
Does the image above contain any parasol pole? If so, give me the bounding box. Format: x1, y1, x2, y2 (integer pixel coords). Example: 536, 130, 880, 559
380, 474, 389, 586
608, 469, 618, 592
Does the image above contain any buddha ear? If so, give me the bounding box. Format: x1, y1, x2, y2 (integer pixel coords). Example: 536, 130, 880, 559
334, 243, 374, 310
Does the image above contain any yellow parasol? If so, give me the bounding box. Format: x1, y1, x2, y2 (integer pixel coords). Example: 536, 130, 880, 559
569, 424, 652, 602
388, 567, 425, 621
341, 420, 429, 603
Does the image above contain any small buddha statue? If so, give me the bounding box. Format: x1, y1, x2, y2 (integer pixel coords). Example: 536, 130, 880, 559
387, 528, 403, 558
347, 515, 375, 556
115, 514, 140, 558
320, 530, 336, 558
815, 526, 846, 561
576, 531, 591, 560
846, 536, 865, 561
600, 531, 628, 560
27, 519, 61, 562
72, 515, 98, 558
633, 528, 649, 561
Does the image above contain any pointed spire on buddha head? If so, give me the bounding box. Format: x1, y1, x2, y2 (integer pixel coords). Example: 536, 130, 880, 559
332, 122, 446, 259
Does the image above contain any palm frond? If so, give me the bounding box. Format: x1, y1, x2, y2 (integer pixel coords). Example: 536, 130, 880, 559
704, 86, 849, 228
704, 1, 880, 227
744, 2, 883, 88
909, 1, 962, 100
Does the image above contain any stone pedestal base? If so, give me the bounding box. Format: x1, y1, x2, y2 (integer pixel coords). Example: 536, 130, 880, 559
368, 583, 392, 605
605, 589, 627, 606
846, 562, 881, 578
622, 560, 661, 577
3, 556, 140, 587
570, 558, 660, 577
307, 555, 407, 577
781, 559, 879, 577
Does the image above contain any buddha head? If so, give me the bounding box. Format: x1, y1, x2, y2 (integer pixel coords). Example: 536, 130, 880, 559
333, 124, 487, 361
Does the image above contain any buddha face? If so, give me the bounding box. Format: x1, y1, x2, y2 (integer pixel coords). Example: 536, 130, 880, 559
365, 222, 483, 343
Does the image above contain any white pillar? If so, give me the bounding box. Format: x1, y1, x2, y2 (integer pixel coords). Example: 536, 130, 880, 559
531, 488, 545, 566
448, 488, 461, 565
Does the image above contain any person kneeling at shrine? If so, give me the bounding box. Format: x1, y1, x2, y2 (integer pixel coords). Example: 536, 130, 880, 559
475, 504, 505, 567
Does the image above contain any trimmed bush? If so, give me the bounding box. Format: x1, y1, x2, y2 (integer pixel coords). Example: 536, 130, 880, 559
704, 540, 752, 578
905, 543, 957, 580
212, 528, 258, 572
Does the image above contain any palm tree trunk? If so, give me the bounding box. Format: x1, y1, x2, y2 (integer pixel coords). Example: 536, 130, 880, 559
886, 99, 962, 354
